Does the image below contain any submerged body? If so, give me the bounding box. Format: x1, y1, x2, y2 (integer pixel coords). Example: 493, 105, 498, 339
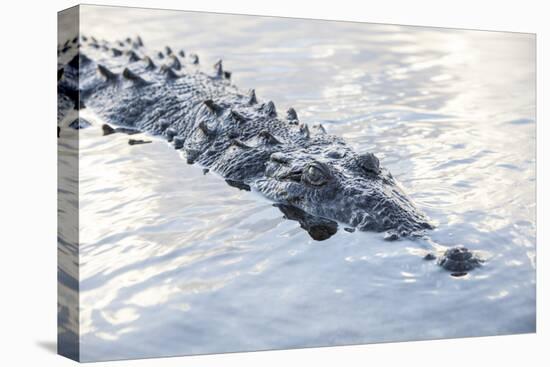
57, 36, 481, 272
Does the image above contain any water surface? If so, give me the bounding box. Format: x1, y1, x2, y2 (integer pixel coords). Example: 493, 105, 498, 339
64, 6, 535, 361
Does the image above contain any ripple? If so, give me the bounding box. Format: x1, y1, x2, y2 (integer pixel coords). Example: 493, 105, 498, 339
73, 7, 536, 361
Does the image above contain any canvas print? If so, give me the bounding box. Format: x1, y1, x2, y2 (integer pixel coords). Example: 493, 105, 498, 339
57, 5, 536, 362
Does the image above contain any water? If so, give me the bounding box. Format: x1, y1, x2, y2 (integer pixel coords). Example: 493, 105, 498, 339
63, 6, 535, 361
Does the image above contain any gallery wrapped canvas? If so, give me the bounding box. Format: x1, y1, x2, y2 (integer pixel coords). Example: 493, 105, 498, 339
58, 5, 536, 362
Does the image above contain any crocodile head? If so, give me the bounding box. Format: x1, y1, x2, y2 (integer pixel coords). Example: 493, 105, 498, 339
255, 148, 433, 237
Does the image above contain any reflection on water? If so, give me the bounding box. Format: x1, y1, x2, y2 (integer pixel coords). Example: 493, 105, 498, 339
62, 5, 537, 361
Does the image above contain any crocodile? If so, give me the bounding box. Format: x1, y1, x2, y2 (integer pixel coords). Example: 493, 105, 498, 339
57, 36, 483, 274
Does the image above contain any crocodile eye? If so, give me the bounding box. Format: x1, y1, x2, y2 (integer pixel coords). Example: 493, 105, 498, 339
303, 162, 331, 186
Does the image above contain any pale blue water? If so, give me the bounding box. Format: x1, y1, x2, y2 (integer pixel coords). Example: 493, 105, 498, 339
60, 5, 535, 362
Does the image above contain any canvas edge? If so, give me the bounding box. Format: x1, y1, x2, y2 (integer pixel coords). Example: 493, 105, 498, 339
57, 4, 81, 362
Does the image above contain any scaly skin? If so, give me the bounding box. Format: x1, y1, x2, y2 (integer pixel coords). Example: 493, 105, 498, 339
58, 37, 483, 276
58, 36, 485, 273
57, 35, 435, 241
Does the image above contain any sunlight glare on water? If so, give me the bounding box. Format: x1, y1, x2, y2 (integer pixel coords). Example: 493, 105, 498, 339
62, 6, 537, 361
